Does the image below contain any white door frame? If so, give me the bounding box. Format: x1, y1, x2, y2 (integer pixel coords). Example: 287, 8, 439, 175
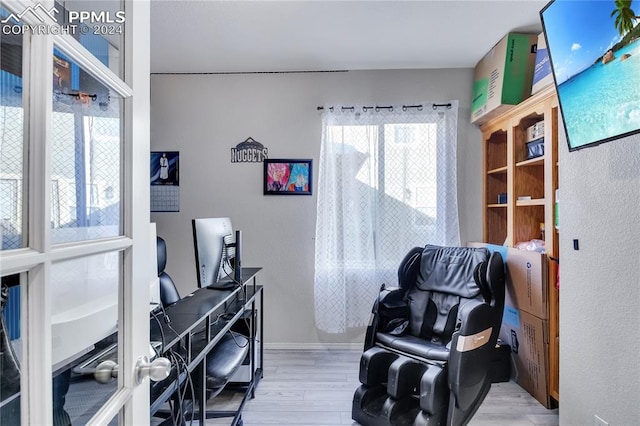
0, 0, 151, 424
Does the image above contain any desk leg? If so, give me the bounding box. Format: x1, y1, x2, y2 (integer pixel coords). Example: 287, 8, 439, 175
260, 287, 264, 379
250, 296, 256, 399
198, 361, 206, 424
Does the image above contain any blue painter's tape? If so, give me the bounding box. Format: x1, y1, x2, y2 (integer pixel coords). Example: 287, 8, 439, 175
484, 243, 508, 261
502, 305, 520, 328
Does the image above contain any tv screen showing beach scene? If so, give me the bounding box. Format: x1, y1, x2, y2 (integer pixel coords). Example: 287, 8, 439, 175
541, 0, 640, 150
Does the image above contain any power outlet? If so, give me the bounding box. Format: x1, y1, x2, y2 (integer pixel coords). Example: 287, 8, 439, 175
594, 414, 609, 426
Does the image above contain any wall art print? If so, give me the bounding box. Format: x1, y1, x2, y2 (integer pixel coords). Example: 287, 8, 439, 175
151, 151, 180, 212
263, 159, 312, 195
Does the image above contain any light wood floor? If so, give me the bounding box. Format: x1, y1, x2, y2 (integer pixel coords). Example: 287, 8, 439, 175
207, 349, 559, 426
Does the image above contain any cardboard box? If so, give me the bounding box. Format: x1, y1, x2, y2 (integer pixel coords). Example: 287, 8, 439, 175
467, 243, 548, 319
467, 242, 551, 407
500, 307, 550, 408
504, 247, 548, 318
471, 33, 538, 125
532, 32, 554, 94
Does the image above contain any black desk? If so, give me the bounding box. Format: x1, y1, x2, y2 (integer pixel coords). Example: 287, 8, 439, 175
150, 267, 263, 425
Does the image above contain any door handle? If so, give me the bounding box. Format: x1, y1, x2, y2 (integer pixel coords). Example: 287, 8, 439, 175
135, 356, 171, 384
94, 360, 118, 384
94, 356, 171, 385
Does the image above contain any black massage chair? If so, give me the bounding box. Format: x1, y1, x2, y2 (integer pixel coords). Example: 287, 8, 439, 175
352, 244, 505, 426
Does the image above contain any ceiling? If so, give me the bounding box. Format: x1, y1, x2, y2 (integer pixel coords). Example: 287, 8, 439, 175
150, 0, 549, 74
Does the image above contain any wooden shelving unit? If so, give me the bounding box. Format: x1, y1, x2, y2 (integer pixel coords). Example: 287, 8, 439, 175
480, 85, 560, 403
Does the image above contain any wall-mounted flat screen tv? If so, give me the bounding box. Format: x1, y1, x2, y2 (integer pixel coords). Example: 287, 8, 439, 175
540, 0, 640, 151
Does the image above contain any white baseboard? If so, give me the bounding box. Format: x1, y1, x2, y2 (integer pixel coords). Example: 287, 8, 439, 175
264, 342, 363, 351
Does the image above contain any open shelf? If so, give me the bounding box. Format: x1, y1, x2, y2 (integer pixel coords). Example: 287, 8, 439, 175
516, 198, 545, 206
516, 157, 544, 167
487, 166, 508, 174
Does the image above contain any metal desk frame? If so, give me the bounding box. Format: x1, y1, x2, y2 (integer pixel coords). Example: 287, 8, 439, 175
150, 267, 263, 425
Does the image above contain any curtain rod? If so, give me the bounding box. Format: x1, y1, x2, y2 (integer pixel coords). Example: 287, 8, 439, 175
317, 103, 452, 112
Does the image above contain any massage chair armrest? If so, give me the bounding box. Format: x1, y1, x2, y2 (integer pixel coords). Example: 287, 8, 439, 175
454, 299, 500, 340
447, 300, 500, 412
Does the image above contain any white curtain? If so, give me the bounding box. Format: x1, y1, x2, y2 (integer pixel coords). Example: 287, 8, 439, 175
314, 102, 460, 333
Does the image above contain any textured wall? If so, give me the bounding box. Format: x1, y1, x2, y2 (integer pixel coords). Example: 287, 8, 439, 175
558, 127, 640, 424
150, 69, 481, 347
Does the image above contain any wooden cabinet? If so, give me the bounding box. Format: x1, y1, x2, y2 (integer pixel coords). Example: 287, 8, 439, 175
480, 85, 560, 403
483, 130, 508, 245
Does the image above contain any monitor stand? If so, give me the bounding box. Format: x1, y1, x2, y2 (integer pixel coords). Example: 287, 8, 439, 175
207, 280, 237, 290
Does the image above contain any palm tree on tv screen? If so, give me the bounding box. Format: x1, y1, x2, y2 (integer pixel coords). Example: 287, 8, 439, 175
611, 0, 638, 36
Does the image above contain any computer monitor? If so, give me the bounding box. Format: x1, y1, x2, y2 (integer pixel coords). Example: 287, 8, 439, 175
192, 217, 240, 289
220, 229, 242, 284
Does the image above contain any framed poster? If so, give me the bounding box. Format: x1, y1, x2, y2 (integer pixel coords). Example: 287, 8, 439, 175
151, 151, 179, 211
263, 159, 312, 195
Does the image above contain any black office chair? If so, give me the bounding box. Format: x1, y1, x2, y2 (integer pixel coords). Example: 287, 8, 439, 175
352, 244, 505, 426
156, 236, 249, 422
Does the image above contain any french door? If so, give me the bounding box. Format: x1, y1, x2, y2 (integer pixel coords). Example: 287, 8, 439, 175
0, 1, 151, 424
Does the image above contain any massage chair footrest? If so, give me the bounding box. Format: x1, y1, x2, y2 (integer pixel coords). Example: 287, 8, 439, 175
359, 346, 401, 387
387, 355, 428, 399
352, 385, 420, 426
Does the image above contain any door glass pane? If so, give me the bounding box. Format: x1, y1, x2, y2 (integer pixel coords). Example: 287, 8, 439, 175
51, 50, 123, 244
0, 8, 26, 251
54, 1, 124, 78
0, 273, 23, 424
51, 251, 121, 425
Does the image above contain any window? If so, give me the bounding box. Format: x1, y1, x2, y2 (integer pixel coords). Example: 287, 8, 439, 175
314, 103, 460, 332
51, 52, 123, 244
0, 22, 25, 251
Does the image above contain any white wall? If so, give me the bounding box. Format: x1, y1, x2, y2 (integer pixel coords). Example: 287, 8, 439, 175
558, 128, 640, 424
150, 69, 481, 347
